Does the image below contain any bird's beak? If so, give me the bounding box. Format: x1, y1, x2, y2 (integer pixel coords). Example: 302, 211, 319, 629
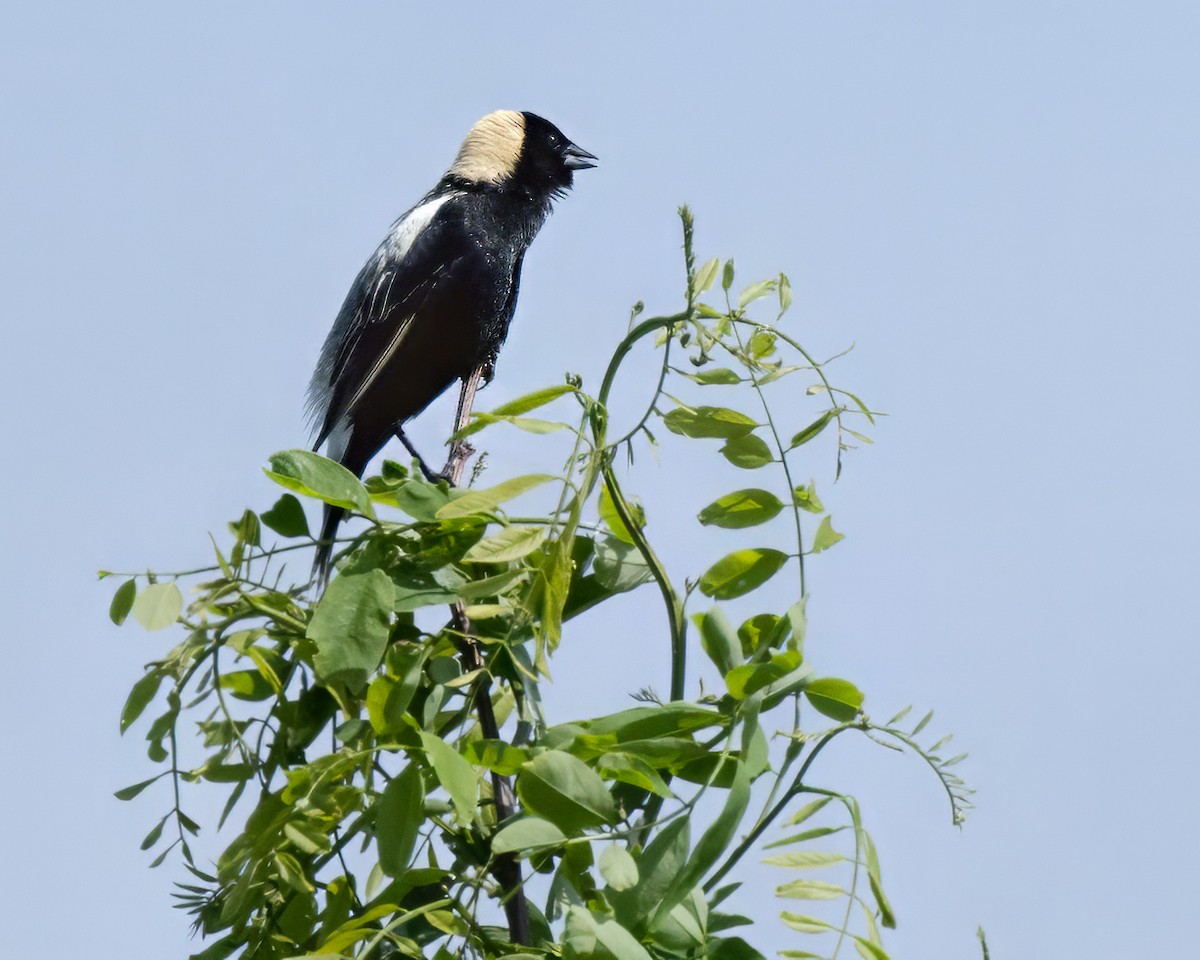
563, 142, 598, 171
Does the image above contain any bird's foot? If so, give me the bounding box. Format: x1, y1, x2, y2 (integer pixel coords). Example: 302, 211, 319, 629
441, 438, 477, 485
394, 426, 446, 484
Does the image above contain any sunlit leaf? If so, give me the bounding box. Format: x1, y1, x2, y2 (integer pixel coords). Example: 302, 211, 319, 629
436, 474, 555, 519
491, 816, 566, 856
809, 516, 844, 554
682, 367, 742, 385
599, 484, 644, 545
803, 677, 864, 721
695, 607, 741, 676
663, 406, 758, 440
698, 489, 783, 529
788, 411, 835, 449
792, 482, 824, 514
489, 384, 577, 418
693, 257, 720, 296
720, 434, 774, 469
598, 845, 639, 891
518, 750, 616, 833
132, 583, 182, 631
747, 330, 776, 359
726, 650, 803, 700
739, 279, 776, 308
776, 879, 845, 900
462, 525, 546, 564
264, 450, 372, 516
699, 548, 789, 599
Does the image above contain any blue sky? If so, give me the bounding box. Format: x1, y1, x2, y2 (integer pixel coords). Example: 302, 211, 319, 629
3, 3, 1198, 957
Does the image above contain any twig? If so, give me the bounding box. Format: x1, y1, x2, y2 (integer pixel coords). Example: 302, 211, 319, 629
445, 365, 530, 947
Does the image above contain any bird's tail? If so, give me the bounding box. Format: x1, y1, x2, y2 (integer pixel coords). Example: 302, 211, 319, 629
311, 503, 346, 591
310, 433, 372, 592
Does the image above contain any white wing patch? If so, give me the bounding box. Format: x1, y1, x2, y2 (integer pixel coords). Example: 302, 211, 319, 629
384, 193, 456, 263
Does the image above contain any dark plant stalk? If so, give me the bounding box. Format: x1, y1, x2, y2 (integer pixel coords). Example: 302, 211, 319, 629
445, 365, 530, 947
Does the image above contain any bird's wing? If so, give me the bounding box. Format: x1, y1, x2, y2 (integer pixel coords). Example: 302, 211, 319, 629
308, 205, 503, 453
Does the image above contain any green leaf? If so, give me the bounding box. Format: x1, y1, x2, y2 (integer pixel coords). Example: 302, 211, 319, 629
786, 599, 808, 650
788, 411, 835, 449
109, 579, 137, 625
747, 330, 776, 359
595, 752, 673, 797
489, 384, 577, 418
725, 650, 803, 700
598, 484, 644, 545
377, 765, 424, 876
261, 493, 310, 538
809, 516, 845, 554
776, 879, 845, 900
722, 259, 735, 291
662, 406, 758, 440
737, 613, 782, 657
462, 525, 546, 564
762, 850, 844, 868
792, 482, 824, 514
684, 367, 742, 386
695, 607, 741, 676
739, 280, 776, 308
650, 885, 708, 950
564, 906, 655, 960
436, 474, 554, 519
803, 677, 864, 721
420, 732, 478, 827
517, 750, 616, 833
307, 569, 393, 691
593, 537, 653, 592
765, 826, 848, 849
719, 434, 774, 469
491, 816, 566, 856
132, 583, 182, 631
653, 761, 751, 928
366, 650, 423, 735
778, 273, 792, 314
114, 775, 161, 801
693, 257, 720, 296
699, 548, 788, 599
779, 912, 834, 933
392, 479, 451, 521
464, 740, 527, 776
598, 845, 639, 891
609, 819, 689, 935
785, 797, 832, 826
264, 450, 372, 517
698, 489, 783, 529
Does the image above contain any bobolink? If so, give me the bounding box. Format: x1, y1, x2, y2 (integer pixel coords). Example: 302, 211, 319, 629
306, 110, 595, 584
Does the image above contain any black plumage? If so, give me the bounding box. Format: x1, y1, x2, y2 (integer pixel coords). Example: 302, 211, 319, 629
306, 110, 595, 584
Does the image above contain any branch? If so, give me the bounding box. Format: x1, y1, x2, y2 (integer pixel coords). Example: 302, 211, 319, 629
445, 365, 531, 947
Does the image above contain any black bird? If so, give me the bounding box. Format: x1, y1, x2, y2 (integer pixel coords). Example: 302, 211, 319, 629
306, 110, 596, 584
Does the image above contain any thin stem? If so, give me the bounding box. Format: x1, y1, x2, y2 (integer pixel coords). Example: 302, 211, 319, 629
703, 724, 854, 893
445, 366, 530, 947
728, 305, 806, 597
599, 462, 686, 702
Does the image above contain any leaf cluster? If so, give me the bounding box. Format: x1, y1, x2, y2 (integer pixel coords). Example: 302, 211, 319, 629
107, 209, 966, 960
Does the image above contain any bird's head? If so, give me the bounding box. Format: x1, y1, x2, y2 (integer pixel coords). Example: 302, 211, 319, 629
447, 110, 596, 199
